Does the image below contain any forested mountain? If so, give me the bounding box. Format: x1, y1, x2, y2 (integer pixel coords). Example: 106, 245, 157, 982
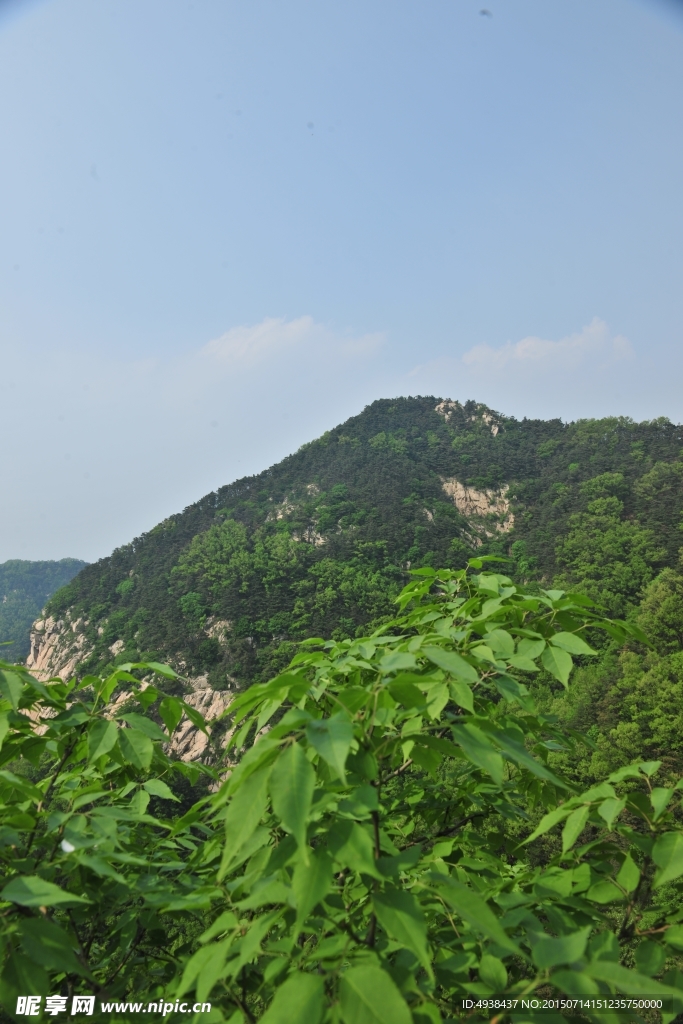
9, 396, 683, 1014
36, 397, 683, 700
0, 558, 87, 661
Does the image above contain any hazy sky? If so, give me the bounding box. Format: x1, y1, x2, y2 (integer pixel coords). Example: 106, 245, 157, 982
1, 0, 682, 563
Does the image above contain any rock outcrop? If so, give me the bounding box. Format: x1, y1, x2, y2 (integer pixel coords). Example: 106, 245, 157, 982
441, 478, 513, 544
26, 615, 92, 680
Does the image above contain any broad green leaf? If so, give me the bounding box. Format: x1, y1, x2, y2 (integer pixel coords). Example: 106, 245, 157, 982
1, 875, 90, 907
517, 638, 545, 659
423, 646, 479, 683
379, 651, 417, 673
435, 878, 521, 955
0, 710, 9, 749
586, 879, 623, 903
616, 854, 640, 893
507, 655, 540, 673
479, 954, 508, 992
306, 715, 353, 781
549, 632, 597, 656
635, 940, 666, 977
494, 732, 566, 787
143, 778, 179, 801
18, 919, 86, 975
120, 712, 168, 741
260, 972, 324, 1024
585, 960, 683, 1004
388, 678, 426, 709
451, 723, 504, 785
532, 927, 591, 968
448, 679, 474, 712
340, 964, 412, 1024
270, 742, 315, 854
597, 797, 626, 830
373, 888, 431, 972
541, 645, 573, 687
562, 806, 590, 853
180, 700, 208, 734
327, 820, 381, 879
651, 787, 674, 820
87, 719, 118, 762
653, 832, 683, 888
118, 727, 153, 770
159, 696, 183, 734
485, 629, 515, 657
292, 850, 333, 930
665, 925, 683, 950
0, 670, 23, 709
219, 762, 273, 879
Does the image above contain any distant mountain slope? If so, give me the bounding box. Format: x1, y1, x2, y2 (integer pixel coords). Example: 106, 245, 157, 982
31, 397, 683, 687
0, 558, 88, 662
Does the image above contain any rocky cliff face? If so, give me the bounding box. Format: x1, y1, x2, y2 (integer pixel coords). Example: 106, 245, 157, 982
26, 615, 93, 680
25, 615, 234, 763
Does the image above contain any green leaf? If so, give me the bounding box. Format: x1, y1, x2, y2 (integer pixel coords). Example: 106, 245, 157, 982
270, 742, 315, 854
18, 919, 86, 975
451, 723, 504, 785
120, 713, 168, 741
635, 941, 666, 977
507, 655, 540, 673
616, 854, 640, 893
118, 727, 153, 770
87, 719, 118, 762
448, 679, 474, 712
388, 678, 426, 709
435, 878, 521, 955
292, 849, 333, 931
306, 715, 353, 781
0, 670, 23, 709
653, 832, 683, 888
181, 700, 208, 734
373, 888, 431, 973
541, 645, 573, 687
524, 805, 573, 844
219, 762, 273, 879
586, 880, 623, 903
597, 797, 626, 830
1, 875, 90, 907
562, 806, 590, 853
651, 787, 674, 821
423, 646, 479, 683
379, 651, 417, 673
143, 778, 179, 801
532, 927, 591, 968
340, 964, 412, 1024
327, 820, 382, 879
159, 696, 183, 734
585, 960, 683, 1003
517, 638, 546, 659
260, 972, 324, 1024
0, 710, 9, 750
549, 632, 597, 656
479, 954, 508, 992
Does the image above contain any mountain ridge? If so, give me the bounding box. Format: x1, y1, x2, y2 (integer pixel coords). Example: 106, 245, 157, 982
28, 397, 683, 703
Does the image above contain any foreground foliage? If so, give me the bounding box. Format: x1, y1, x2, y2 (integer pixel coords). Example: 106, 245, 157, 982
1, 565, 683, 1022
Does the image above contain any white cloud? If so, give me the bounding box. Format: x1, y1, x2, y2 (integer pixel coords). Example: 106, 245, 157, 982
201, 315, 384, 366
461, 317, 633, 374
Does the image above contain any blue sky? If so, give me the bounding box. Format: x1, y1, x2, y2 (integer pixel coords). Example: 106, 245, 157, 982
1, 0, 682, 562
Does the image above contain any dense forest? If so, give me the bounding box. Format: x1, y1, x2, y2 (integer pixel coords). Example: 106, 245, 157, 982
0, 558, 87, 662
3, 396, 683, 1019
44, 397, 683, 686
